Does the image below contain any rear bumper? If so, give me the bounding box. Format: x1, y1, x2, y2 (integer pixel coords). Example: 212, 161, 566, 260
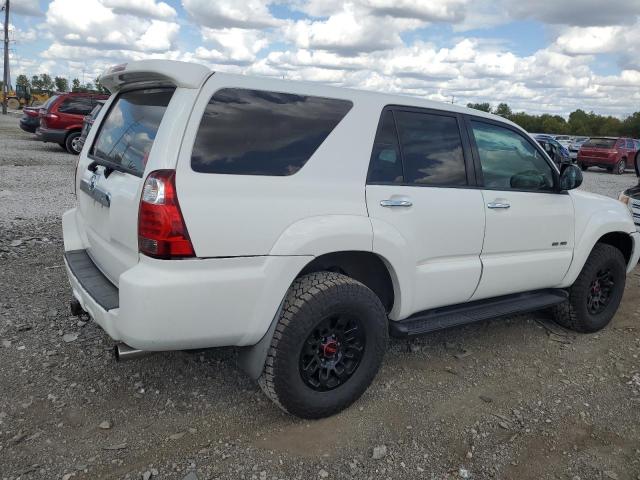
19, 118, 39, 133
578, 156, 616, 168
36, 127, 67, 143
62, 208, 311, 351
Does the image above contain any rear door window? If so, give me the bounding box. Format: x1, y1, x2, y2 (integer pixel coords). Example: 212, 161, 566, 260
58, 97, 94, 115
394, 110, 467, 186
90, 88, 174, 177
191, 88, 352, 176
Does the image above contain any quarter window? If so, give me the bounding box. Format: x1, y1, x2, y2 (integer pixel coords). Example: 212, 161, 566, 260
191, 88, 353, 176
471, 121, 555, 191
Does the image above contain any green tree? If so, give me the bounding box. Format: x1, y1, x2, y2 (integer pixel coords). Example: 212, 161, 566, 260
83, 82, 94, 91
494, 103, 513, 119
466, 102, 492, 113
94, 76, 109, 94
31, 75, 43, 90
54, 76, 69, 92
71, 78, 81, 92
39, 74, 54, 91
16, 75, 30, 88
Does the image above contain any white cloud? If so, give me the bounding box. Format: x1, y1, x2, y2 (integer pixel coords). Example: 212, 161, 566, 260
504, 0, 640, 27
283, 4, 422, 54
11, 0, 44, 17
182, 0, 281, 29
102, 0, 177, 20
44, 0, 180, 53
195, 28, 269, 65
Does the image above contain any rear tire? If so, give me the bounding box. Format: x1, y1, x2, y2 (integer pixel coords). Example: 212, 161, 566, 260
614, 159, 626, 175
579, 163, 588, 171
65, 131, 82, 155
553, 244, 626, 333
259, 272, 388, 419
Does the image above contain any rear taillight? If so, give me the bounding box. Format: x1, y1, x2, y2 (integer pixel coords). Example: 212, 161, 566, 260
138, 170, 195, 259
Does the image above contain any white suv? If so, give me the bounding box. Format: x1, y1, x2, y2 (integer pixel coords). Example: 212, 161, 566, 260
63, 60, 640, 419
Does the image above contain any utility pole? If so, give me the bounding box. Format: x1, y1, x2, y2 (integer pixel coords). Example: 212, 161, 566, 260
2, 0, 9, 115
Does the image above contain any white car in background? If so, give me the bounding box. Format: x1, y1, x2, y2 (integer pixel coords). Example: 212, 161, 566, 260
62, 60, 640, 419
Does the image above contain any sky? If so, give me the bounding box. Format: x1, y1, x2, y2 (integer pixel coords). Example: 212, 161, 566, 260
4, 0, 640, 117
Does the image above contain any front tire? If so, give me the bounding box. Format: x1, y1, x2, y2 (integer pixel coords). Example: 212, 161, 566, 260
259, 272, 388, 419
65, 131, 82, 155
553, 244, 626, 333
614, 159, 626, 175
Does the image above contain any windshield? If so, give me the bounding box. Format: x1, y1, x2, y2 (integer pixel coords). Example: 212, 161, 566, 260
584, 138, 616, 148
90, 88, 174, 176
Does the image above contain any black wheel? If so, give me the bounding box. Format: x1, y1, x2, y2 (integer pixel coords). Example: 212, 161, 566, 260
65, 131, 82, 155
553, 244, 626, 333
259, 272, 388, 419
579, 163, 588, 171
614, 159, 626, 175
635, 153, 639, 177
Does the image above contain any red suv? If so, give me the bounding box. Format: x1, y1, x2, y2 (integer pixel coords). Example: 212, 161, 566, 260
36, 92, 109, 154
578, 137, 639, 174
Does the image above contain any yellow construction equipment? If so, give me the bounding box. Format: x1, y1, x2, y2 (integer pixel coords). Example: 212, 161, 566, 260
1, 84, 50, 109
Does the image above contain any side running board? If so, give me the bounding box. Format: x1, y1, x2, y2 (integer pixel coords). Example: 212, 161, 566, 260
389, 289, 568, 337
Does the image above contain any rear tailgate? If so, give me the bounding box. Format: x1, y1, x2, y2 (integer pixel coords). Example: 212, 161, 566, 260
74, 86, 195, 285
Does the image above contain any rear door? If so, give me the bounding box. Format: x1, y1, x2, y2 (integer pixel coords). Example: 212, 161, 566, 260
75, 87, 176, 284
366, 107, 485, 314
466, 118, 574, 300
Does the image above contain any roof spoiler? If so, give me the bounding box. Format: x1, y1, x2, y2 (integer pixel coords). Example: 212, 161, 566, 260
99, 60, 212, 93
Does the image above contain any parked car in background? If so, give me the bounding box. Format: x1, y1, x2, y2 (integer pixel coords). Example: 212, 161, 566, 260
534, 135, 572, 166
554, 135, 572, 149
63, 60, 640, 419
19, 106, 42, 133
578, 137, 638, 174
76, 101, 105, 152
569, 136, 589, 159
36, 92, 109, 154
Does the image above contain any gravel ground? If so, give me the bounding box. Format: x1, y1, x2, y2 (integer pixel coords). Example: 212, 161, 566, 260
1, 113, 640, 480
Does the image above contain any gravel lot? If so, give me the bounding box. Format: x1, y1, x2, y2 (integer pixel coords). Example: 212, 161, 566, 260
1, 112, 640, 480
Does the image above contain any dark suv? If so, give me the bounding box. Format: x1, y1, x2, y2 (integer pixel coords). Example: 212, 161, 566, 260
36, 93, 109, 154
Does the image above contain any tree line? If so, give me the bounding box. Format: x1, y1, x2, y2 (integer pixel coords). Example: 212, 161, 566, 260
10, 73, 109, 94
467, 102, 640, 139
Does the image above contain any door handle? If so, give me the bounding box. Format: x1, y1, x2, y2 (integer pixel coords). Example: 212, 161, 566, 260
380, 199, 412, 207
487, 202, 510, 209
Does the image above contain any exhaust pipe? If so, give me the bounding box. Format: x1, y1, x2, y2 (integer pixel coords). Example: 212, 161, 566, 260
114, 343, 150, 362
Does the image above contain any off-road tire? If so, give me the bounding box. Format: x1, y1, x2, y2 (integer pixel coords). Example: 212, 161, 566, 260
553, 244, 626, 333
614, 159, 626, 175
65, 131, 82, 155
258, 272, 388, 419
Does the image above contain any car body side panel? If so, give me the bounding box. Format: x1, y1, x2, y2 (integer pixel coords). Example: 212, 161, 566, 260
176, 73, 383, 258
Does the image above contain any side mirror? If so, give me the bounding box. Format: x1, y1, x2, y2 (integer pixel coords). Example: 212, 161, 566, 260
560, 164, 583, 190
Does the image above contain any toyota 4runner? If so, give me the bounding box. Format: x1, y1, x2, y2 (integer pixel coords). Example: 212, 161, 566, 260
63, 60, 640, 419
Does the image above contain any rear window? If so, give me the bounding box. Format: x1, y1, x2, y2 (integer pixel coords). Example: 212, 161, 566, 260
584, 138, 616, 148
42, 95, 59, 111
191, 88, 353, 176
90, 88, 174, 176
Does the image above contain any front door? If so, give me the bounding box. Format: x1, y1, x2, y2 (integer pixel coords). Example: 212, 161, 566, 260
466, 118, 574, 301
366, 108, 486, 317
